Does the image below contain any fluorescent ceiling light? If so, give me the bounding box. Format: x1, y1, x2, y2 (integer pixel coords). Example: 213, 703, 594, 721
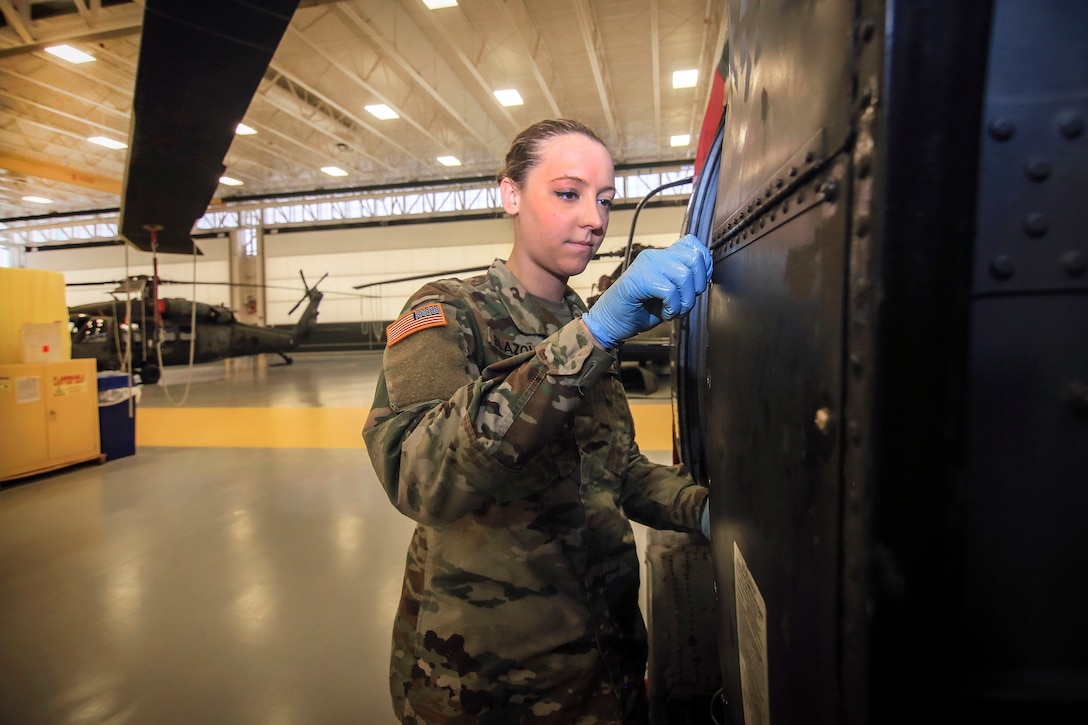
670, 134, 691, 147
236, 123, 257, 135
44, 45, 95, 64
365, 104, 399, 120
672, 69, 699, 89
23, 196, 54, 204
219, 176, 244, 186
437, 156, 461, 167
321, 166, 349, 177
423, 0, 458, 8
493, 89, 523, 107
88, 136, 128, 150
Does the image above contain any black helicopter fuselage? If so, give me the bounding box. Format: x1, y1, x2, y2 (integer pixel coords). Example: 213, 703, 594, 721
69, 278, 323, 384
653, 0, 1088, 723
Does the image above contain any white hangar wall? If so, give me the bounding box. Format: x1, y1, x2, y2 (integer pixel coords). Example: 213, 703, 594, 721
27, 204, 689, 326
264, 217, 512, 326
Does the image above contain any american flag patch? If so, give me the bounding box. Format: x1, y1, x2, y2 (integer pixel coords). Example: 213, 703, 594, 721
386, 304, 447, 346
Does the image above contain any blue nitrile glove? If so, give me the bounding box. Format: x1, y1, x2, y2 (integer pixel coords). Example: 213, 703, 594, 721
701, 500, 710, 539
582, 234, 712, 349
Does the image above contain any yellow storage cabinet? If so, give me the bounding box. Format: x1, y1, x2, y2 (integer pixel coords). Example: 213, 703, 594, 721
0, 359, 102, 482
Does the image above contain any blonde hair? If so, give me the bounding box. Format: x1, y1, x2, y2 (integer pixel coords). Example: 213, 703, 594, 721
496, 119, 608, 187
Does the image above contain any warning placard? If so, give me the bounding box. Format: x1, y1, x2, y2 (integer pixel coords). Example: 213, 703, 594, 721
16, 376, 41, 404
52, 373, 88, 397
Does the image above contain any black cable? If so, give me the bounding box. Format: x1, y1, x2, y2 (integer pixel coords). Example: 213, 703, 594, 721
623, 176, 695, 272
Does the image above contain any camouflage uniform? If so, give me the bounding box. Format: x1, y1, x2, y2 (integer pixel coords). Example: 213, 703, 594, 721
363, 259, 708, 724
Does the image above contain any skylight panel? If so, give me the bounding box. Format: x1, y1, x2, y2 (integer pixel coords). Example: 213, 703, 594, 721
493, 89, 524, 107
366, 104, 399, 120
45, 45, 95, 64
88, 136, 128, 150
672, 69, 699, 89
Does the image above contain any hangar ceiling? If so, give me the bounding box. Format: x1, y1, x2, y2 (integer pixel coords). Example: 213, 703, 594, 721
0, 0, 727, 224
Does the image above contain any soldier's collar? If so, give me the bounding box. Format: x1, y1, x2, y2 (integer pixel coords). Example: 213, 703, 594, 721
488, 260, 584, 335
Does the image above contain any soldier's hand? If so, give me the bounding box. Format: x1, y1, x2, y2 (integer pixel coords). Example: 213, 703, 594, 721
582, 234, 712, 349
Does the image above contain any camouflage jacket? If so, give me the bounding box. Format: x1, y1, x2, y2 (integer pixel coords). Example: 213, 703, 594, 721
363, 259, 708, 724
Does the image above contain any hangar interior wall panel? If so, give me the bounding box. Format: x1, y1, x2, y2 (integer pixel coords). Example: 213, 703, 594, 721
25, 206, 690, 327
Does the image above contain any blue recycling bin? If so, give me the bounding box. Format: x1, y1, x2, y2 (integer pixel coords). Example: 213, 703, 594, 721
97, 373, 137, 460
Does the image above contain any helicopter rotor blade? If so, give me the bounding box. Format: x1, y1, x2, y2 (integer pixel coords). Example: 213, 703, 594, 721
288, 271, 328, 315
66, 279, 126, 287
70, 270, 356, 312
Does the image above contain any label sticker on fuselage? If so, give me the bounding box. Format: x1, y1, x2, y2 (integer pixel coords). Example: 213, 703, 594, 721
735, 541, 770, 725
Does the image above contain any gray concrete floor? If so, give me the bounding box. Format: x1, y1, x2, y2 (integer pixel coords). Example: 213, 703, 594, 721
0, 351, 669, 725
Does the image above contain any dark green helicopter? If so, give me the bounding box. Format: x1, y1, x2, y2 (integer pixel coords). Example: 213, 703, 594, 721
68, 271, 325, 384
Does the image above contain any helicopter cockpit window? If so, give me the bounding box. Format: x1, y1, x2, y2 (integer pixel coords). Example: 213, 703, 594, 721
73, 318, 111, 344
119, 323, 143, 343
158, 326, 184, 341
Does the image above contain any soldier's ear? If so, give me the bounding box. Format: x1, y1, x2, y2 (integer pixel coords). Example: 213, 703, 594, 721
500, 177, 520, 215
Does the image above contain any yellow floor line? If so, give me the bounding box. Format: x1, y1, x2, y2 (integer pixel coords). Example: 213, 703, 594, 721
136, 404, 675, 451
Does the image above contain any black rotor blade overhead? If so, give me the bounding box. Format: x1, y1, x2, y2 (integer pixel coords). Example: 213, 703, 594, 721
120, 0, 300, 255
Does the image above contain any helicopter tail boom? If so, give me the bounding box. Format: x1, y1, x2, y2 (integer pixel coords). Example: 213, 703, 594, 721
287, 271, 326, 346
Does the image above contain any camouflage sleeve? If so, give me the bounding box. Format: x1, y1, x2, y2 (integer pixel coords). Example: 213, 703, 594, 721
363, 300, 614, 525
619, 446, 709, 534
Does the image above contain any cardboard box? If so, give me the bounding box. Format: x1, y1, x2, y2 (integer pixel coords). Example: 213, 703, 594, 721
21, 322, 66, 363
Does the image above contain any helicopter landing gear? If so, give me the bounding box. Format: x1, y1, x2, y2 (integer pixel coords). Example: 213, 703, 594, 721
278, 351, 293, 365
139, 364, 161, 385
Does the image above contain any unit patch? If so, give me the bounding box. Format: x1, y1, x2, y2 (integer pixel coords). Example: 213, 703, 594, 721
386, 304, 447, 346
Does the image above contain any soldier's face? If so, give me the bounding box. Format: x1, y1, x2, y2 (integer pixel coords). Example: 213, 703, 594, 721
502, 133, 616, 281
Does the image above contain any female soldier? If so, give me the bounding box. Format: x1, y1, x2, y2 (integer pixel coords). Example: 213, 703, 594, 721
363, 118, 712, 724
